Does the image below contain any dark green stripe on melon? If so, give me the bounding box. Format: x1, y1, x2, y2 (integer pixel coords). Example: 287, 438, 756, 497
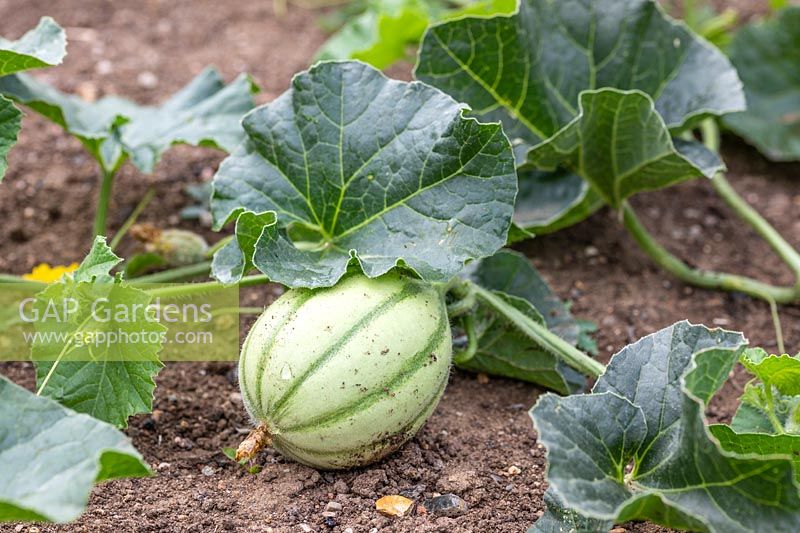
269, 281, 423, 420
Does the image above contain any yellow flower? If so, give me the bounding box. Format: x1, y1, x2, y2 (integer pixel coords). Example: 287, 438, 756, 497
23, 263, 80, 283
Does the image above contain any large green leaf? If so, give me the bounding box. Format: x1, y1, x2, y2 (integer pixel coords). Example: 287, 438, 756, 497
528, 90, 724, 208
456, 250, 592, 393
0, 95, 21, 180
416, 0, 744, 225
0, 17, 66, 182
315, 0, 516, 70
531, 321, 800, 532
0, 376, 150, 523
0, 68, 257, 172
0, 17, 66, 76
33, 237, 165, 427
210, 61, 517, 288
724, 7, 800, 161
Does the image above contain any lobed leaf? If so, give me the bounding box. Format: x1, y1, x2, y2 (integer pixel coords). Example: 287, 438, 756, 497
33, 237, 165, 428
724, 7, 800, 162
0, 376, 150, 523
0, 17, 66, 76
416, 0, 744, 226
210, 61, 517, 288
531, 321, 800, 532
0, 67, 257, 172
528, 90, 723, 208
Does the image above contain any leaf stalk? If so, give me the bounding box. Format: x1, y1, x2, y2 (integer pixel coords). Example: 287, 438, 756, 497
456, 281, 605, 378
701, 119, 800, 283
93, 167, 117, 237
621, 202, 799, 304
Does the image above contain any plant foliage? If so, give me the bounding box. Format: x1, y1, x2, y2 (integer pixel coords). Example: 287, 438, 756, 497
0, 376, 150, 523
0, 17, 66, 76
416, 0, 744, 230
33, 237, 165, 428
724, 7, 800, 161
456, 250, 591, 393
315, 0, 516, 69
709, 349, 800, 482
0, 17, 67, 181
210, 60, 517, 288
531, 322, 800, 532
0, 67, 258, 173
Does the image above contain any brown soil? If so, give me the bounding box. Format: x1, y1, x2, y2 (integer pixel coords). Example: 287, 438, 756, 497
1, 1, 798, 532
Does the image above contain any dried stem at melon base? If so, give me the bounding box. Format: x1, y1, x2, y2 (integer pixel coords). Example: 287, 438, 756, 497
236, 423, 273, 462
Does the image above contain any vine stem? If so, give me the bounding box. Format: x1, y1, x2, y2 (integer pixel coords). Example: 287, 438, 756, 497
93, 167, 116, 237
701, 119, 800, 281
622, 202, 799, 304
457, 281, 605, 378
768, 298, 786, 355
0, 274, 45, 288
145, 274, 270, 298
131, 261, 212, 283
110, 188, 156, 251
763, 383, 785, 434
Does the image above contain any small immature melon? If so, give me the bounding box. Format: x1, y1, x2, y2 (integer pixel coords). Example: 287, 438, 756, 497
238, 273, 452, 469
130, 223, 208, 266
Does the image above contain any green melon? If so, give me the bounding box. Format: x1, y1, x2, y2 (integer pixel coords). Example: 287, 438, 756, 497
238, 273, 452, 469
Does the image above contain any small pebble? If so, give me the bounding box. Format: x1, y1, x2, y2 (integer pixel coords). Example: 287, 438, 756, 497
76, 81, 98, 102
610, 528, 627, 533
95, 59, 113, 75
325, 501, 342, 512
424, 493, 468, 517
137, 71, 159, 89
299, 524, 312, 532
506, 465, 522, 476
376, 495, 414, 517
321, 511, 336, 518
157, 462, 171, 471
229, 392, 243, 404
201, 465, 215, 477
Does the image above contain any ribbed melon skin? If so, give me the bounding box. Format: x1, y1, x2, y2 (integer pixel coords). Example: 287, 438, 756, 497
239, 273, 452, 469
